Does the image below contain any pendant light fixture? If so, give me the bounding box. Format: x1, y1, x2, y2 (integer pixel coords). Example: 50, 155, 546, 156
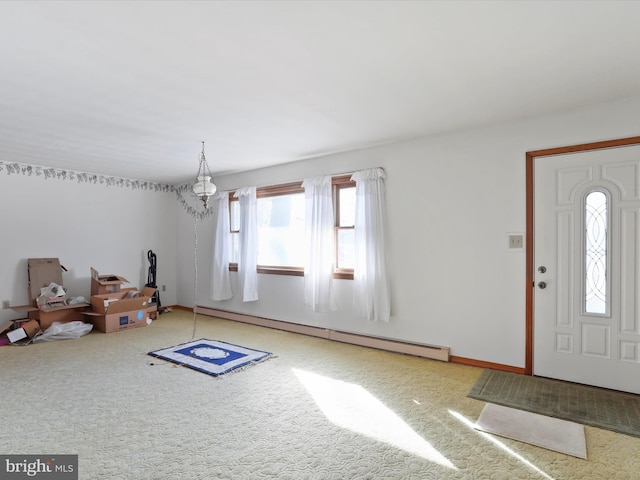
192, 141, 216, 209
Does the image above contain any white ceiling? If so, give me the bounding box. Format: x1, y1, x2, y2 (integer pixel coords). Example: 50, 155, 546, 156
2, 1, 640, 185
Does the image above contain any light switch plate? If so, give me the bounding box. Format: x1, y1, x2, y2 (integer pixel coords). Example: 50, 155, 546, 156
507, 232, 525, 251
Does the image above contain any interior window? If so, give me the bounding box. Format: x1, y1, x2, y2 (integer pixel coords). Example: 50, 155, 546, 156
230, 198, 239, 264
228, 176, 356, 279
257, 192, 305, 268
336, 185, 355, 271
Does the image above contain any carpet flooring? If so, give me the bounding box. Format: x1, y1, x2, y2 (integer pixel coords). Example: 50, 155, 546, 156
2, 311, 640, 479
468, 369, 640, 438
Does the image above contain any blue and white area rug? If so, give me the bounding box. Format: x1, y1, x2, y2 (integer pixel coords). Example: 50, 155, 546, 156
148, 339, 273, 377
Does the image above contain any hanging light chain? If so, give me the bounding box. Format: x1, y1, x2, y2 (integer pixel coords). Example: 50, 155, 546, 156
192, 201, 199, 341
196, 141, 212, 179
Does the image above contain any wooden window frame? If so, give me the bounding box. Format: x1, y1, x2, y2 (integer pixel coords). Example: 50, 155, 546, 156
227, 176, 355, 279
333, 175, 355, 280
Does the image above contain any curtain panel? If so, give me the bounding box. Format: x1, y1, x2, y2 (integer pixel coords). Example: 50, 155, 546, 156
351, 168, 391, 322
211, 191, 233, 301
234, 186, 259, 302
302, 175, 336, 312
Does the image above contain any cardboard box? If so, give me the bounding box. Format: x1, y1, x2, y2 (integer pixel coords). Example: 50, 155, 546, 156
11, 258, 90, 330
20, 319, 40, 338
89, 287, 156, 314
90, 267, 128, 295
86, 310, 149, 334
86, 287, 156, 333
31, 304, 89, 330
28, 258, 65, 307
13, 304, 89, 330
7, 319, 41, 343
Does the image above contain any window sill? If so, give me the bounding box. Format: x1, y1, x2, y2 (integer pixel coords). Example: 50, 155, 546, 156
228, 264, 353, 280
258, 266, 304, 276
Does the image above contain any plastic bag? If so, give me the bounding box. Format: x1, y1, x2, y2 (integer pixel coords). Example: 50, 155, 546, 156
33, 321, 93, 342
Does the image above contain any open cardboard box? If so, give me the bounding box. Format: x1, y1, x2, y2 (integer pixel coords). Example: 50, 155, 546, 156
28, 258, 64, 303
84, 287, 156, 333
6, 319, 40, 344
90, 267, 128, 295
11, 258, 90, 330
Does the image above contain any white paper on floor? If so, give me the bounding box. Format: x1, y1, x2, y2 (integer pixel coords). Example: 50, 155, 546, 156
475, 403, 587, 459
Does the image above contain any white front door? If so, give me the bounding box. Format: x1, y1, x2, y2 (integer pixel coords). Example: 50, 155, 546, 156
534, 145, 640, 394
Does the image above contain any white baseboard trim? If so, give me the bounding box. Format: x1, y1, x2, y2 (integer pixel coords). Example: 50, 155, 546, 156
195, 306, 450, 362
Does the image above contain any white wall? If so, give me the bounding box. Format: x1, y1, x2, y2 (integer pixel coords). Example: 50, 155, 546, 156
0, 170, 178, 323
3, 95, 636, 366
176, 96, 640, 369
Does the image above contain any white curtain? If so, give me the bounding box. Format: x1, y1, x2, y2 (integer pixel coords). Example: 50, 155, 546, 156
234, 187, 259, 302
351, 168, 390, 322
302, 175, 336, 312
211, 191, 233, 301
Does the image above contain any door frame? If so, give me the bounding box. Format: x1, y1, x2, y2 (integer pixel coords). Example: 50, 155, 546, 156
525, 135, 640, 375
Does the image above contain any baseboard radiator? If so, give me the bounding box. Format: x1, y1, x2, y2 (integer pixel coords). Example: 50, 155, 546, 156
195, 307, 450, 362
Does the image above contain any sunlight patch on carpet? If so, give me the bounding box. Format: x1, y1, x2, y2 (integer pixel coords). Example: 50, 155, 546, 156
293, 368, 456, 469
148, 339, 273, 377
475, 403, 587, 459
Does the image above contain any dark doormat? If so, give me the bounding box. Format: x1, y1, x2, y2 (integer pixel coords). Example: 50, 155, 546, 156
468, 369, 640, 438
